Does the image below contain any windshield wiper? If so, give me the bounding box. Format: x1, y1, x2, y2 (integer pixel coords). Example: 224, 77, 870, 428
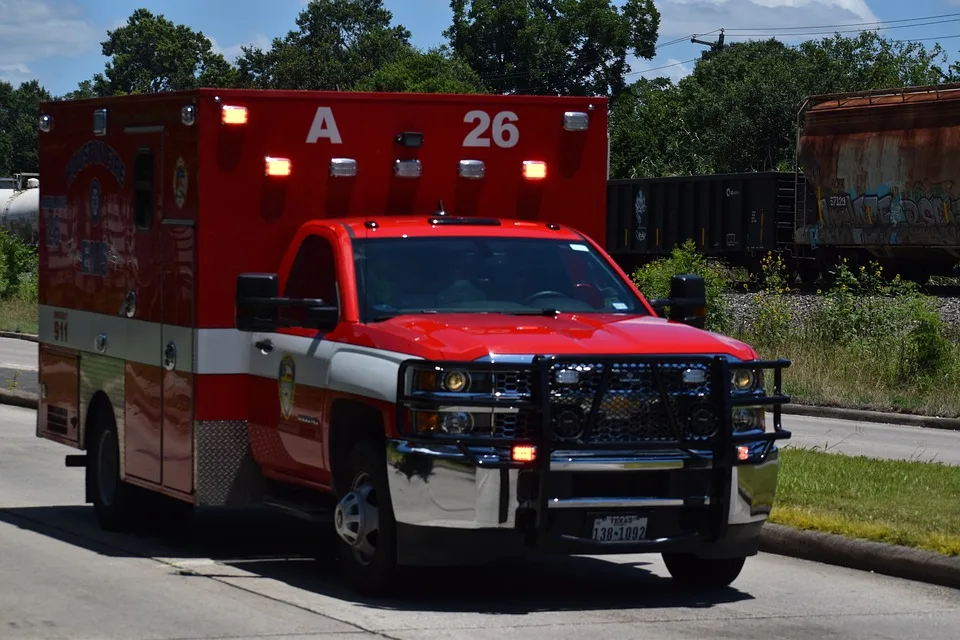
503, 308, 562, 316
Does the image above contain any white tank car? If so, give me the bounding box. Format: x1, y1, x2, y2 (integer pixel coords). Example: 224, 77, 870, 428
0, 175, 40, 245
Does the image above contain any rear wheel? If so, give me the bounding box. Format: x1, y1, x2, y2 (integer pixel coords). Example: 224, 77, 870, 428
662, 553, 746, 589
334, 440, 399, 596
86, 409, 141, 532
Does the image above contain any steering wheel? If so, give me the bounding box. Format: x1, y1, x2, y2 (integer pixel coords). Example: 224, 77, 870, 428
525, 290, 567, 304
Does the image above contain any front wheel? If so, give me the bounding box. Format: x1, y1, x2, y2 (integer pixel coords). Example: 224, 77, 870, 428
334, 441, 399, 596
662, 553, 746, 589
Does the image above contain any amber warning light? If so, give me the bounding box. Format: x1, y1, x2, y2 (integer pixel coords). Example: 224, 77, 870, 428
512, 445, 537, 462
221, 105, 248, 125
523, 160, 547, 180
265, 157, 292, 177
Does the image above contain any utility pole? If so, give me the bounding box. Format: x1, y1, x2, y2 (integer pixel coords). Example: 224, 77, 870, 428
691, 28, 725, 52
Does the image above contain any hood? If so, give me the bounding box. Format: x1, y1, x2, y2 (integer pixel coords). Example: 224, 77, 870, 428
367, 313, 758, 361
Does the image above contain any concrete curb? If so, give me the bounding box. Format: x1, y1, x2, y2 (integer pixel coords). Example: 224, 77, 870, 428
778, 403, 960, 431
0, 331, 38, 343
760, 523, 960, 590
0, 387, 38, 410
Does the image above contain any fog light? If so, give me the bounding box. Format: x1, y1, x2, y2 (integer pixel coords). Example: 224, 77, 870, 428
441, 412, 474, 434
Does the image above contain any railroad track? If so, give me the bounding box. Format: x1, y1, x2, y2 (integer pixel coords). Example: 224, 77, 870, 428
730, 281, 960, 297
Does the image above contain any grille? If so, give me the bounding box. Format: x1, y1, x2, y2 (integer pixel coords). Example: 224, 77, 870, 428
46, 405, 69, 435
547, 360, 717, 445
469, 413, 535, 439
493, 370, 532, 397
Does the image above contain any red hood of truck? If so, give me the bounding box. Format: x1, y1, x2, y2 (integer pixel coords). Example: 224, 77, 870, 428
362, 313, 758, 361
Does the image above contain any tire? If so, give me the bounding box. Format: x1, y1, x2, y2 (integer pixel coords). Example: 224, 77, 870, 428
662, 553, 747, 589
334, 440, 399, 597
85, 408, 142, 532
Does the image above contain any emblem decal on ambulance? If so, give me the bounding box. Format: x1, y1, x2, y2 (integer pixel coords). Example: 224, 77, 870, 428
278, 354, 296, 419
173, 157, 188, 209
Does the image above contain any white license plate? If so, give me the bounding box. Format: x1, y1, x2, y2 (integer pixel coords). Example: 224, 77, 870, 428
591, 515, 648, 542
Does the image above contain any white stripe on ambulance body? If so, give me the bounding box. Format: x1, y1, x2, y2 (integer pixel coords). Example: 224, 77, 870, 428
38, 304, 416, 404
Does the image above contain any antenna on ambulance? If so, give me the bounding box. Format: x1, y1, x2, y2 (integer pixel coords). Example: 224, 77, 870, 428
435, 200, 446, 216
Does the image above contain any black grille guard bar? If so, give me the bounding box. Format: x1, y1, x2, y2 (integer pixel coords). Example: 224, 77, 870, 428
394, 354, 793, 461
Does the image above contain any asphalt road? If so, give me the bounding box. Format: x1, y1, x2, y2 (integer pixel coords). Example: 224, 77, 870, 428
2, 404, 960, 639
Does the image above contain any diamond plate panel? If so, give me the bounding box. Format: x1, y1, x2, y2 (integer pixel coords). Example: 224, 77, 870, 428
195, 420, 266, 506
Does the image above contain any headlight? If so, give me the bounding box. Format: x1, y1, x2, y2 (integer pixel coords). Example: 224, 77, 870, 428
408, 365, 487, 394
443, 370, 471, 392
731, 367, 763, 392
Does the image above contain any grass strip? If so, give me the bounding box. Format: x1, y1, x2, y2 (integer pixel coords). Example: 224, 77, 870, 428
0, 296, 38, 335
770, 447, 960, 556
753, 336, 960, 419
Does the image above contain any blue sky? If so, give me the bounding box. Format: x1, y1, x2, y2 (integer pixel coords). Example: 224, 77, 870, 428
4, 0, 960, 96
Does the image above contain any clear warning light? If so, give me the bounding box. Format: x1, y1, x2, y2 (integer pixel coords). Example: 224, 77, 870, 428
221, 105, 248, 125
522, 160, 547, 180
265, 156, 292, 177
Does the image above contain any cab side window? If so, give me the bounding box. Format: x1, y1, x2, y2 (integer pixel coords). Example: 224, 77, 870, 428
284, 234, 339, 306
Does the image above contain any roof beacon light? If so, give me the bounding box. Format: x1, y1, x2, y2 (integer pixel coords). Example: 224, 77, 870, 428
394, 159, 422, 179
221, 105, 248, 125
522, 160, 547, 181
563, 111, 590, 131
265, 156, 292, 177
330, 158, 358, 178
458, 159, 485, 180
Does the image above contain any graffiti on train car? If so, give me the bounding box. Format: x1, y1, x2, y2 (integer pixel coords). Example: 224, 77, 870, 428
819, 181, 959, 228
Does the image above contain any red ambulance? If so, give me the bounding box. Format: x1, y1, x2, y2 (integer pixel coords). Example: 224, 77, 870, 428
35, 88, 791, 595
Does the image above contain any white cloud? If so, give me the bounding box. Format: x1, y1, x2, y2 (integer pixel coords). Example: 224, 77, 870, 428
654, 0, 880, 43
210, 34, 272, 63
626, 0, 880, 82
0, 0, 100, 84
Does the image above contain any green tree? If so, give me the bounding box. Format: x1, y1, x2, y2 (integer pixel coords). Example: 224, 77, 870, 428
0, 80, 52, 175
86, 8, 238, 96
236, 0, 412, 90
608, 77, 711, 178
610, 31, 951, 179
445, 0, 660, 97
354, 47, 488, 94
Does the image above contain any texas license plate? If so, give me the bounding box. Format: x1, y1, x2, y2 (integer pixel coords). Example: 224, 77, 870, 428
591, 514, 648, 542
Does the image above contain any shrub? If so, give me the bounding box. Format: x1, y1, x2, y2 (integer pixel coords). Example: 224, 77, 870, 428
752, 252, 793, 347
630, 239, 733, 333
0, 229, 37, 301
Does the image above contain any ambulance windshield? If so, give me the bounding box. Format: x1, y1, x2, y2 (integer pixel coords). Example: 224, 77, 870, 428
352, 236, 648, 322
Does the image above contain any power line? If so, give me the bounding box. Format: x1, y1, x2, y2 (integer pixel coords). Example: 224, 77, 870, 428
726, 16, 960, 39
723, 11, 960, 32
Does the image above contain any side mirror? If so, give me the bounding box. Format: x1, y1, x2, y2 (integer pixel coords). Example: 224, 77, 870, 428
647, 274, 707, 329
236, 273, 280, 332
235, 272, 341, 333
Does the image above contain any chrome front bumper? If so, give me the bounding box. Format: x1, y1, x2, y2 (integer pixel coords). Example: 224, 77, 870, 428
385, 438, 780, 533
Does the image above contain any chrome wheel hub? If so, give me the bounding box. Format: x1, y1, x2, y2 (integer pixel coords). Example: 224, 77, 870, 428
334, 472, 379, 564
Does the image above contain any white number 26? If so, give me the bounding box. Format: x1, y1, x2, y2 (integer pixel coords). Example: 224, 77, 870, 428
462, 110, 519, 148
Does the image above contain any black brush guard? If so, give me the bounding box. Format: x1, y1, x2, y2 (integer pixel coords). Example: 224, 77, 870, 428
395, 354, 792, 544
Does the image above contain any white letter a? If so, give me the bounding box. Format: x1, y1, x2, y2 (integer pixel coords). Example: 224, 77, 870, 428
306, 107, 342, 144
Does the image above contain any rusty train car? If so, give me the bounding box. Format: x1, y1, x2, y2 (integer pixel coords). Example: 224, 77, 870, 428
608, 83, 960, 283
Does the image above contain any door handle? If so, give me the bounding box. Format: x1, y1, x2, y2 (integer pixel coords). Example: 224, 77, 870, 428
255, 339, 273, 354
